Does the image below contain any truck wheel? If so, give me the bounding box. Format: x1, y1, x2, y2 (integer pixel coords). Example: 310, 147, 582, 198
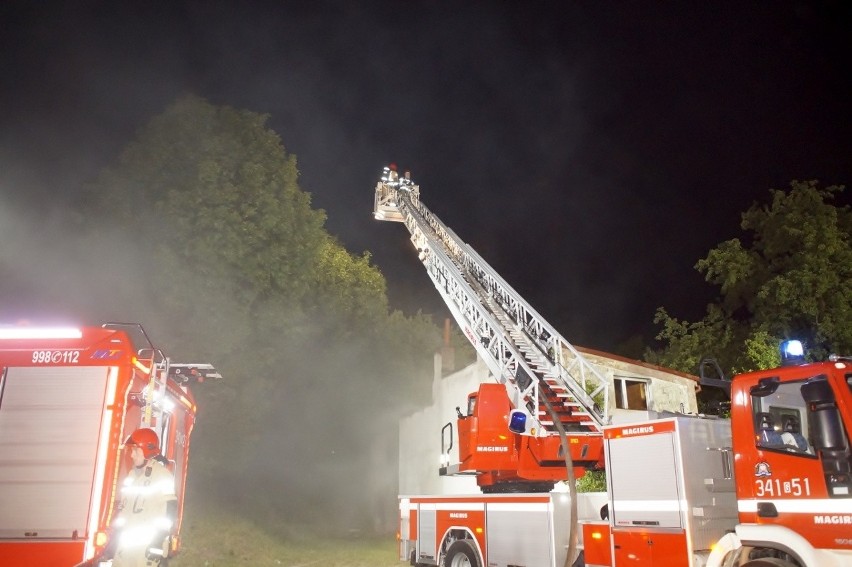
444, 540, 481, 567
741, 558, 797, 567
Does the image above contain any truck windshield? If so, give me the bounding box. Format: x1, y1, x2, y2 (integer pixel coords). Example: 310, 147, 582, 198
751, 378, 815, 456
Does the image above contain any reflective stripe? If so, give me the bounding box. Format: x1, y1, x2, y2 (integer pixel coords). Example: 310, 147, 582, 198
117, 517, 171, 546
121, 479, 175, 496
118, 526, 156, 547
486, 502, 550, 512
613, 500, 685, 512
739, 499, 852, 514
431, 502, 486, 511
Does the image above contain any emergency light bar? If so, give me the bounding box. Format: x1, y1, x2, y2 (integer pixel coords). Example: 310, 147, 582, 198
780, 339, 805, 366
0, 327, 83, 340
509, 410, 528, 434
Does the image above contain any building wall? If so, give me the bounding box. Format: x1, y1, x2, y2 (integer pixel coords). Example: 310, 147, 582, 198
399, 349, 699, 496
398, 353, 484, 496
577, 347, 699, 419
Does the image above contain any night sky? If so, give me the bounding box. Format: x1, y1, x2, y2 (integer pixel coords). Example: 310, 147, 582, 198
1, 2, 849, 353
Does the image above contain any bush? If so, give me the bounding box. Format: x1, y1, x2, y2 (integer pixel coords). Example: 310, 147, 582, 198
576, 469, 607, 492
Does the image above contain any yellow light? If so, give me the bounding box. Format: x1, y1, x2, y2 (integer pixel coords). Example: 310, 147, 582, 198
475, 527, 483, 534
95, 531, 109, 547
591, 531, 602, 540
132, 356, 152, 374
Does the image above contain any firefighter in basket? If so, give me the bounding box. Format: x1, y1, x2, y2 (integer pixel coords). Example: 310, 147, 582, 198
105, 428, 177, 567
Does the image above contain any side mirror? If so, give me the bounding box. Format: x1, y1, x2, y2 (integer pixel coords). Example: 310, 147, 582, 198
801, 376, 846, 451
698, 357, 731, 397
750, 376, 780, 398
136, 347, 156, 360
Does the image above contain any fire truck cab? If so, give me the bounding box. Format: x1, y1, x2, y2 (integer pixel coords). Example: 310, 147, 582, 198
712, 345, 852, 567
580, 343, 852, 567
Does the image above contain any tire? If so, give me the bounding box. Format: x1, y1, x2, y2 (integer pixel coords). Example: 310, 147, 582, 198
444, 540, 482, 567
741, 558, 798, 567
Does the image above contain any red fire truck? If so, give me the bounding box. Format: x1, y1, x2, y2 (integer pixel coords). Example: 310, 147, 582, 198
0, 323, 219, 566
375, 168, 852, 567
579, 346, 852, 567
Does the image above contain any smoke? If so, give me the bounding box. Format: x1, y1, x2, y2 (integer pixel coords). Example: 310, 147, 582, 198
1, 1, 848, 540
0, 165, 409, 535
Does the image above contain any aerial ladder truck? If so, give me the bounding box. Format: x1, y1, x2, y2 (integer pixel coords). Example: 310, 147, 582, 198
374, 166, 852, 567
0, 322, 220, 566
374, 165, 612, 494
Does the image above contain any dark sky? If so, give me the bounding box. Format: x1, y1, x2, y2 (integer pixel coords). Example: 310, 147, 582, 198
1, 1, 849, 353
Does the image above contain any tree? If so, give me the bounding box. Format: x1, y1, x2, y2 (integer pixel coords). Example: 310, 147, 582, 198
85, 94, 325, 336
78, 95, 442, 532
648, 180, 851, 380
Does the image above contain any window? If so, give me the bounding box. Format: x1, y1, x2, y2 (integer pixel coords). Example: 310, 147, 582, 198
751, 379, 814, 456
614, 377, 648, 410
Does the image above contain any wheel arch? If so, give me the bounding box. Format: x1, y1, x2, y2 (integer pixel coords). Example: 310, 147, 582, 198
732, 524, 831, 567
439, 527, 484, 566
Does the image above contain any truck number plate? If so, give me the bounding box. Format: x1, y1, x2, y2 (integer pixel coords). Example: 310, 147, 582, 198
32, 350, 81, 364
755, 477, 811, 497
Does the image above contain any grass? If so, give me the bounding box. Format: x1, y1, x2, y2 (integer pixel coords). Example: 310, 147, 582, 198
169, 499, 402, 567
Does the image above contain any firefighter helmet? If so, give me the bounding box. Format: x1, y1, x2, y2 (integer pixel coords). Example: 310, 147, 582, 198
125, 428, 161, 459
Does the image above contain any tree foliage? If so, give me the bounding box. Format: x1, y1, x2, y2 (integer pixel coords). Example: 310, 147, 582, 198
648, 180, 851, 378
80, 95, 441, 531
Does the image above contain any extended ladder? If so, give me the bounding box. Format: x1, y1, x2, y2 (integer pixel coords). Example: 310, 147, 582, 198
374, 168, 609, 437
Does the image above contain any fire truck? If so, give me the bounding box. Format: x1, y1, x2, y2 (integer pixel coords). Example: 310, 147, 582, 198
0, 322, 220, 566
374, 166, 852, 567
